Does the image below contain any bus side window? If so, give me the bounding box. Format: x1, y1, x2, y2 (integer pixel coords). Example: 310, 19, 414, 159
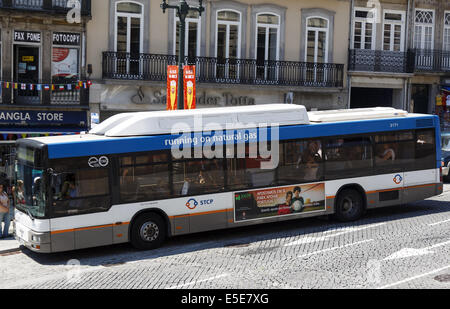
119, 152, 170, 203
277, 140, 322, 185
374, 131, 416, 171
415, 129, 436, 170
324, 137, 372, 178
173, 158, 225, 197
52, 168, 110, 217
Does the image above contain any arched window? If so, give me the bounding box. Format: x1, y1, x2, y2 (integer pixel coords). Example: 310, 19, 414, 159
255, 13, 280, 62
115, 1, 143, 54
443, 11, 450, 51
114, 1, 143, 75
255, 13, 280, 80
305, 17, 329, 63
215, 10, 241, 80
174, 10, 201, 58
216, 10, 241, 59
414, 9, 434, 50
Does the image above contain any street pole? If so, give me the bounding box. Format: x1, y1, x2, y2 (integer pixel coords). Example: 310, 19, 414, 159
161, 0, 204, 110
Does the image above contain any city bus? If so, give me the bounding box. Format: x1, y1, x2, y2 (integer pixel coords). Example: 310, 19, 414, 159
13, 104, 443, 253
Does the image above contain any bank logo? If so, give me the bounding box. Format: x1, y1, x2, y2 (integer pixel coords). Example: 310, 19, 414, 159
88, 156, 109, 168
393, 174, 403, 185
185, 198, 198, 210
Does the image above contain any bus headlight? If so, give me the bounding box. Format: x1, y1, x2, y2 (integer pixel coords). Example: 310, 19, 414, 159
31, 235, 41, 243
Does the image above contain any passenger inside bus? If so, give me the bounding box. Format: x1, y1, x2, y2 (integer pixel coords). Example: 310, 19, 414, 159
300, 141, 322, 181
377, 143, 396, 161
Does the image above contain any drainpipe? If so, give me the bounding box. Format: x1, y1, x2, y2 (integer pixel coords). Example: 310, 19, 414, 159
347, 0, 354, 109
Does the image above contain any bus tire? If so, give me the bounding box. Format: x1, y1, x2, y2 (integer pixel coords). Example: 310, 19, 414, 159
333, 188, 365, 222
130, 213, 167, 250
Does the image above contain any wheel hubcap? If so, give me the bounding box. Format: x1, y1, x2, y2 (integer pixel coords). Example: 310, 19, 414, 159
342, 197, 354, 213
140, 222, 159, 242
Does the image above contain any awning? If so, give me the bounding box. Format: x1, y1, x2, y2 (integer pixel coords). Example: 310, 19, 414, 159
0, 127, 86, 134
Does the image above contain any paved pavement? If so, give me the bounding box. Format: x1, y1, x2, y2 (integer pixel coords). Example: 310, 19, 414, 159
0, 184, 449, 289
0, 225, 16, 253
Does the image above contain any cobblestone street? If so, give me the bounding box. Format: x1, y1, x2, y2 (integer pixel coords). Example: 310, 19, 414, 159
1, 185, 449, 290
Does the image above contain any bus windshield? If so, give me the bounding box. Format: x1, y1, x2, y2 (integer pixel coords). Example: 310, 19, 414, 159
15, 162, 47, 219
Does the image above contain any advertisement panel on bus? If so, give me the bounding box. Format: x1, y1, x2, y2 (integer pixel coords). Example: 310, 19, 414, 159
234, 183, 325, 222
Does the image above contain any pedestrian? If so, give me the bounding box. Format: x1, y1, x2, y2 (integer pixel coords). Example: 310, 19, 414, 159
0, 183, 11, 239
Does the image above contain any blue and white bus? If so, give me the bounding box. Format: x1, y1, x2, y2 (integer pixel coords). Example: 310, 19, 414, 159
13, 104, 443, 253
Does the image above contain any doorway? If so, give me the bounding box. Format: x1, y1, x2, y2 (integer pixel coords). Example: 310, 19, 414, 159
411, 84, 429, 114
13, 45, 40, 105
350, 87, 393, 108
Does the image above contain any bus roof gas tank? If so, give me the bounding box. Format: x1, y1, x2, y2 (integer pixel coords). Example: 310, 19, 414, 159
90, 104, 310, 137
308, 107, 408, 123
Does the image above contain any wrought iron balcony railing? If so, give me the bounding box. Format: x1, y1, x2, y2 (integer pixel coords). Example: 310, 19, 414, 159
102, 52, 345, 88
348, 49, 415, 74
413, 49, 450, 73
0, 0, 91, 16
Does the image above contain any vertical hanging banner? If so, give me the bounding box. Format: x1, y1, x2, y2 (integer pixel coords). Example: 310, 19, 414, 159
183, 65, 196, 110
167, 65, 179, 110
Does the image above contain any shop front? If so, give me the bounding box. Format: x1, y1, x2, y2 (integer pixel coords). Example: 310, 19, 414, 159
0, 109, 88, 185
437, 77, 450, 133
92, 82, 347, 122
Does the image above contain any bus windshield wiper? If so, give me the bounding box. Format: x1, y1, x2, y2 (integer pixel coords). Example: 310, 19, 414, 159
25, 207, 35, 221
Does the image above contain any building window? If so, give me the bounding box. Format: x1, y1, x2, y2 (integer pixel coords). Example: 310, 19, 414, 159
114, 1, 143, 75
216, 10, 241, 59
174, 10, 200, 59
383, 10, 405, 51
444, 11, 450, 51
353, 8, 376, 50
255, 13, 280, 79
255, 13, 280, 61
305, 17, 329, 63
414, 9, 434, 50
215, 10, 241, 80
115, 2, 143, 54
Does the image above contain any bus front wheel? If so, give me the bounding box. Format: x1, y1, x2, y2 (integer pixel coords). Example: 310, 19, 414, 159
333, 188, 365, 222
131, 213, 167, 250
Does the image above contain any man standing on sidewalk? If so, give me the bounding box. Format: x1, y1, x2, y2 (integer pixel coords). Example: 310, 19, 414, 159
0, 183, 11, 239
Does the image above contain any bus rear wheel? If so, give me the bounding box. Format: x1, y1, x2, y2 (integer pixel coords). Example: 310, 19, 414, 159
131, 213, 167, 250
333, 188, 365, 222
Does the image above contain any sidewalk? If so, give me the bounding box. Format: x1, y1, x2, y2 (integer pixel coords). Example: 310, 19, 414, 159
0, 224, 20, 254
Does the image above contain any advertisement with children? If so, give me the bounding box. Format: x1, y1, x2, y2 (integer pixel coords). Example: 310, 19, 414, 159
234, 183, 325, 222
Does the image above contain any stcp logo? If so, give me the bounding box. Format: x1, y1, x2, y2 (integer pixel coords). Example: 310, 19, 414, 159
393, 174, 403, 185
185, 198, 198, 210
88, 156, 109, 168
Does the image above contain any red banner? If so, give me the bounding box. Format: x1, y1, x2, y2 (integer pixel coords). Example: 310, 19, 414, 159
167, 65, 179, 110
183, 65, 196, 110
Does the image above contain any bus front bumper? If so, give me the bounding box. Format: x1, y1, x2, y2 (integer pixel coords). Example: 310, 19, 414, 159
13, 221, 52, 253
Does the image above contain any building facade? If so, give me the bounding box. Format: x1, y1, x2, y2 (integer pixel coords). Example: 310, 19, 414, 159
87, 0, 350, 121
0, 0, 91, 184
348, 0, 450, 123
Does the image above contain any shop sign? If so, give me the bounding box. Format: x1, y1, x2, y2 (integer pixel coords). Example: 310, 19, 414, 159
22, 56, 34, 62
14, 31, 41, 43
132, 87, 256, 107
53, 32, 81, 46
0, 110, 87, 127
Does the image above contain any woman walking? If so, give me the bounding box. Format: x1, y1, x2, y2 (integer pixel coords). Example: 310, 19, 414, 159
0, 183, 11, 239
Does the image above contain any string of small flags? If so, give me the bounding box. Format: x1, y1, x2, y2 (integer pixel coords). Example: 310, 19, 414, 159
0, 80, 93, 91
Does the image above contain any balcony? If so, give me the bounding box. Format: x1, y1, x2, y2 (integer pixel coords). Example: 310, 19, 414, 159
413, 49, 450, 73
102, 52, 345, 88
0, 0, 91, 16
348, 49, 415, 74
